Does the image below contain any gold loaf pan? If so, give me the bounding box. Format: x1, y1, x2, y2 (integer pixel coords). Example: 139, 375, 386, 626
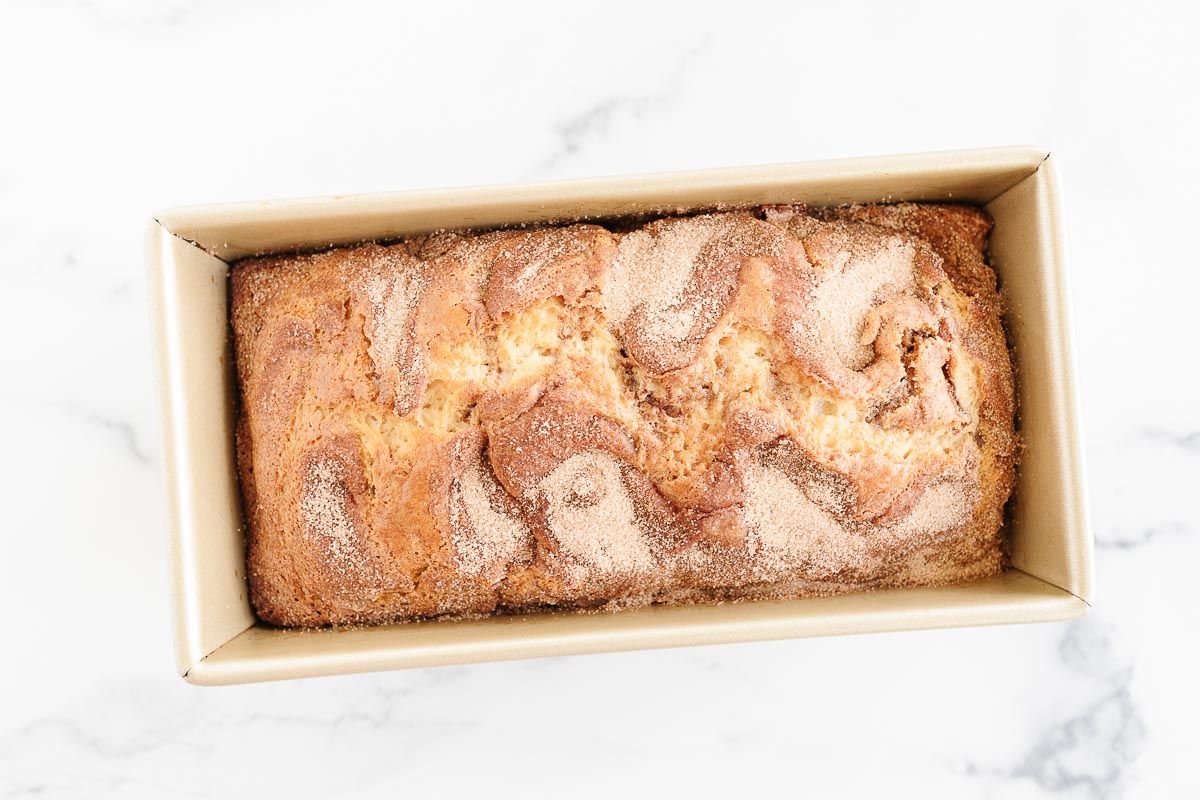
146, 147, 1092, 685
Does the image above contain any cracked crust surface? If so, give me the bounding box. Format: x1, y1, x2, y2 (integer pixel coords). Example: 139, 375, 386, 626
232, 203, 1017, 626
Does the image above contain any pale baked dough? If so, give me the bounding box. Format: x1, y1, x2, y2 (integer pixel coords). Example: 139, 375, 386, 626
231, 203, 1017, 627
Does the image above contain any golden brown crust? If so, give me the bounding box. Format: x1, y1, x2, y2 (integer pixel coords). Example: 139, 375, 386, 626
232, 203, 1017, 627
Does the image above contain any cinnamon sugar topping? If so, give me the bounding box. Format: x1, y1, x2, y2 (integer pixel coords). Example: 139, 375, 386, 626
361, 250, 427, 412
233, 202, 1016, 627
607, 215, 764, 372
537, 451, 655, 579
800, 236, 919, 370
300, 458, 360, 567
365, 274, 421, 371
741, 461, 867, 578
450, 462, 529, 580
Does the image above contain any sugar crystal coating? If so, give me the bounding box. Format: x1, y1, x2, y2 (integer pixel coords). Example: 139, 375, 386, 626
231, 203, 1016, 627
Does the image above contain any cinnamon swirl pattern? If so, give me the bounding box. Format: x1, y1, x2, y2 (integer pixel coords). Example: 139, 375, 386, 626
232, 203, 1016, 626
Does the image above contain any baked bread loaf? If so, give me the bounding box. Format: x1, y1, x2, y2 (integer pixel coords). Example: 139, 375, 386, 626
232, 203, 1017, 627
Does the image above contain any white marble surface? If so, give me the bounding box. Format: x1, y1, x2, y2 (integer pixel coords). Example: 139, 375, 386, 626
1, 1, 1197, 797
